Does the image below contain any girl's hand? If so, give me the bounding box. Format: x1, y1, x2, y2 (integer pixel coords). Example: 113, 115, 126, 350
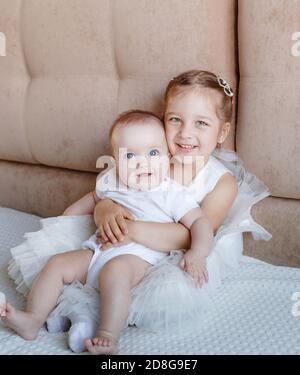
95, 199, 135, 244
179, 249, 209, 288
100, 235, 131, 251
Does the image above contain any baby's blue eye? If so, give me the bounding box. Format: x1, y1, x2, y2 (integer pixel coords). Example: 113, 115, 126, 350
149, 149, 159, 157
126, 152, 135, 159
196, 120, 208, 127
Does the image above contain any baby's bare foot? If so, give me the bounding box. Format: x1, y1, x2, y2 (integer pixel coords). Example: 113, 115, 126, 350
0, 302, 42, 340
85, 330, 118, 355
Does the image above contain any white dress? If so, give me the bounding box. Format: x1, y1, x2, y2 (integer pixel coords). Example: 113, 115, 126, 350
7, 149, 272, 333
127, 149, 272, 332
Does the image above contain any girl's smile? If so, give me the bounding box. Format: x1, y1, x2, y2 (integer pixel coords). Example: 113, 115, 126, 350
165, 89, 230, 166
175, 143, 198, 152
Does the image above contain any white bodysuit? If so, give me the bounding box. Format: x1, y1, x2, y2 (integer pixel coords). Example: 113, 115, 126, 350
81, 167, 199, 289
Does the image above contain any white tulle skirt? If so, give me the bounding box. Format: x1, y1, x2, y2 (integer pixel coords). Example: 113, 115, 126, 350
8, 149, 272, 332
8, 215, 96, 296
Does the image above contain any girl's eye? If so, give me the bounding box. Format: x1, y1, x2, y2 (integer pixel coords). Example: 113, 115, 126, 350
126, 152, 135, 159
149, 149, 159, 157
196, 120, 208, 127
169, 117, 181, 124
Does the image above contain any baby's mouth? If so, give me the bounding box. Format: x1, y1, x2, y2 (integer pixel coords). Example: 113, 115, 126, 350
137, 172, 152, 178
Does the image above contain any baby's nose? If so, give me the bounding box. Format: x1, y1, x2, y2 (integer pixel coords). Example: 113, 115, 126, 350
136, 156, 148, 169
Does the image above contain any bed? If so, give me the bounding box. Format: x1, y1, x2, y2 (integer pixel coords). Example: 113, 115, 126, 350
1, 206, 299, 355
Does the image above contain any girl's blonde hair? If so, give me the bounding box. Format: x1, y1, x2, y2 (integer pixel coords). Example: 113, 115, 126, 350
164, 70, 234, 123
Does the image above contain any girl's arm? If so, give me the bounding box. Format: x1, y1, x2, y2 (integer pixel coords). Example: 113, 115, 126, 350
62, 190, 99, 216
200, 173, 238, 231
95, 172, 238, 252
126, 173, 237, 251
94, 198, 191, 251
126, 220, 191, 252
93, 198, 135, 243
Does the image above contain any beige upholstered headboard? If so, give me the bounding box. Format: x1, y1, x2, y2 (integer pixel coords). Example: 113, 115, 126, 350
0, 0, 299, 266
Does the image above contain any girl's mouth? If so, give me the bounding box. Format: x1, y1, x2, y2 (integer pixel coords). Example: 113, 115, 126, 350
176, 143, 197, 152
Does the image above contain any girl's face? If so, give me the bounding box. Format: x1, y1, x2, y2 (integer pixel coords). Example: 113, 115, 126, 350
164, 89, 230, 165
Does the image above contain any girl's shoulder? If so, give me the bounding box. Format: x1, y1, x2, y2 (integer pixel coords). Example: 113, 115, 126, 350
207, 154, 234, 178
193, 153, 233, 189
188, 150, 237, 203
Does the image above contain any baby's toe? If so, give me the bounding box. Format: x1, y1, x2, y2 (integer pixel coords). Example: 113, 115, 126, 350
103, 338, 111, 347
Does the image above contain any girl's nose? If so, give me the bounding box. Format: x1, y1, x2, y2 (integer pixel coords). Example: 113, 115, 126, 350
179, 123, 192, 140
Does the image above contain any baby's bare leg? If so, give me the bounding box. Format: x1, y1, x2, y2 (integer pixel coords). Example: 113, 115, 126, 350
85, 255, 150, 355
1, 249, 93, 340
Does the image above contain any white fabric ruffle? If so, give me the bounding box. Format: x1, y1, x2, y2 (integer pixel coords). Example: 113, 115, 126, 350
8, 215, 96, 296
47, 281, 100, 325
212, 148, 272, 242
128, 250, 213, 333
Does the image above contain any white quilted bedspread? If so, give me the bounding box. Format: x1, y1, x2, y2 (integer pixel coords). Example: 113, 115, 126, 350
0, 207, 299, 355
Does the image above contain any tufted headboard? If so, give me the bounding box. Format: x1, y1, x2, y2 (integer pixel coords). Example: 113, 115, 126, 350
0, 0, 299, 266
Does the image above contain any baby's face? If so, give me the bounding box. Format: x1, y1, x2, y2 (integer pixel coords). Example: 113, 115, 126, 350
113, 121, 170, 190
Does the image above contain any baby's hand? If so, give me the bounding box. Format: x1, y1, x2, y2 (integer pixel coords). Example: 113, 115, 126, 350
95, 199, 135, 244
179, 249, 208, 288
0, 292, 6, 317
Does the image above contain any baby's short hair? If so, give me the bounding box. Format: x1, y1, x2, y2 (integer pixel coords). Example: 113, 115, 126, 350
109, 110, 164, 145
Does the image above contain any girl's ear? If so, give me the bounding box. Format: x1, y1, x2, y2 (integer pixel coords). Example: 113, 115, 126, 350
217, 122, 231, 144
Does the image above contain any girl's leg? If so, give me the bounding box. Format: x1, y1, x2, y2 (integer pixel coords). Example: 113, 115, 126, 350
1, 249, 93, 340
85, 254, 150, 355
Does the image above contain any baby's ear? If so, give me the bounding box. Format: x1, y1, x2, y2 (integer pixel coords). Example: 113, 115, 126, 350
96, 155, 116, 169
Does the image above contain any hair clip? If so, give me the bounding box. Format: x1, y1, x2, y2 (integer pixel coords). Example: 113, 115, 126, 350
217, 76, 234, 97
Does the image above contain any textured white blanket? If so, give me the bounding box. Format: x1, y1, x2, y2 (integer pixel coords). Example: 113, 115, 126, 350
0, 207, 299, 354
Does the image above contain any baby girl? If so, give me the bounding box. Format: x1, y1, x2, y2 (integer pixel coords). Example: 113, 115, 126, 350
1, 110, 214, 355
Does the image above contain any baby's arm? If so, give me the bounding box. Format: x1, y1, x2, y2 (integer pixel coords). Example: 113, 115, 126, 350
62, 190, 99, 216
